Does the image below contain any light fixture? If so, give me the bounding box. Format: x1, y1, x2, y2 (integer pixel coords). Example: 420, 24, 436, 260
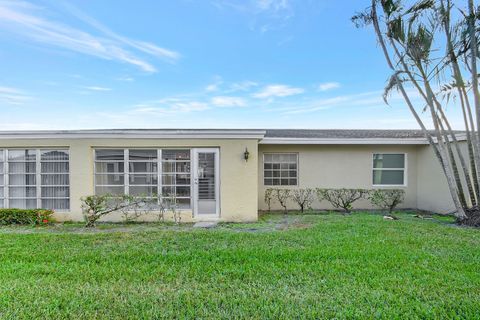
244, 147, 250, 162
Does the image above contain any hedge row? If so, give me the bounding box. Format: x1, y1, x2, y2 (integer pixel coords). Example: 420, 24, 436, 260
264, 188, 405, 214
0, 209, 54, 226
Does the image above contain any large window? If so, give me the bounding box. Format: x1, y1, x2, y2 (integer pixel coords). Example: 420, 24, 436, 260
94, 149, 191, 209
1, 149, 70, 210
373, 153, 406, 186
263, 153, 298, 186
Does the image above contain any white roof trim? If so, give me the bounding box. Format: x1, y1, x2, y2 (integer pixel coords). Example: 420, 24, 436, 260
0, 129, 267, 140
260, 137, 430, 145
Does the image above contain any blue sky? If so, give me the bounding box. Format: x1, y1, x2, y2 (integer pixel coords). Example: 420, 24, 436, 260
0, 0, 457, 130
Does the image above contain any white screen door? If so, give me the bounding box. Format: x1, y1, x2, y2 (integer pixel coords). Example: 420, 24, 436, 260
193, 148, 220, 218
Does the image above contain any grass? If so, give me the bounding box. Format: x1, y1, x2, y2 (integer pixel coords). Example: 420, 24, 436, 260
0, 211, 479, 319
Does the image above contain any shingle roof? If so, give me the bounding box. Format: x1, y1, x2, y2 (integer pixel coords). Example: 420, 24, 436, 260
264, 129, 465, 139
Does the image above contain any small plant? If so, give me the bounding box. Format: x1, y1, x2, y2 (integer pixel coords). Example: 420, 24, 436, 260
368, 189, 405, 214
119, 194, 152, 223
156, 197, 167, 222
81, 194, 147, 227
264, 188, 274, 212
0, 209, 54, 226
273, 189, 291, 214
317, 188, 368, 214
164, 193, 181, 224
291, 188, 315, 213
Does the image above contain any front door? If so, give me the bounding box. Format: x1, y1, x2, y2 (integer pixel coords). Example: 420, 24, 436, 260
193, 148, 220, 219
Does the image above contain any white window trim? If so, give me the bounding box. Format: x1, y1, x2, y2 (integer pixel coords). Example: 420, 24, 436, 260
3, 148, 70, 211
262, 152, 299, 187
93, 148, 193, 211
372, 152, 407, 187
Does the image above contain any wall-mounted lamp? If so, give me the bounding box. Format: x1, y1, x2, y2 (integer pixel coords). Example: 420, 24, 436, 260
244, 147, 250, 162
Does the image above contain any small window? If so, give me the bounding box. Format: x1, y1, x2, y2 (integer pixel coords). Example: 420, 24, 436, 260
263, 153, 298, 186
373, 154, 406, 186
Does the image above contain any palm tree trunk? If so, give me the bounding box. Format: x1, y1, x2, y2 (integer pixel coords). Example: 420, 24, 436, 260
370, 0, 467, 219
468, 0, 480, 146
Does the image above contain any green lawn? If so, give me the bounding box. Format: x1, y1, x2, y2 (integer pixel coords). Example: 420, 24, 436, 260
0, 212, 479, 319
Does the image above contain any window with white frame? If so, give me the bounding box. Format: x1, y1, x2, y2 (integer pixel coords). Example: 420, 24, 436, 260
373, 153, 406, 186
3, 149, 70, 210
40, 150, 70, 210
161, 150, 191, 209
129, 149, 158, 197
263, 153, 298, 186
94, 149, 191, 209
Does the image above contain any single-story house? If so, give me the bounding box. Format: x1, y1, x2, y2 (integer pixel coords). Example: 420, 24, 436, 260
0, 129, 457, 222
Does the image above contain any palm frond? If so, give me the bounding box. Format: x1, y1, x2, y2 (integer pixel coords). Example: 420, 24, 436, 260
383, 71, 404, 105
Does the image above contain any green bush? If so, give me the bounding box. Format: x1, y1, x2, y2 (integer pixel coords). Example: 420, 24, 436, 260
368, 189, 405, 213
316, 188, 369, 213
0, 209, 54, 226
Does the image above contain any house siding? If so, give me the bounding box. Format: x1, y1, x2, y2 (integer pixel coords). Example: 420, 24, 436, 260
0, 138, 259, 222
258, 144, 419, 211
0, 134, 460, 221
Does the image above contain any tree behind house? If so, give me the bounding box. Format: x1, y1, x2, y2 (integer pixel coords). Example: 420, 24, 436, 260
353, 0, 480, 226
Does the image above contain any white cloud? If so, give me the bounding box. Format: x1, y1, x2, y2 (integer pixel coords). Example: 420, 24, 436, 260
318, 82, 340, 92
0, 86, 32, 105
205, 84, 220, 92
131, 98, 210, 115
116, 76, 134, 82
279, 90, 424, 115
0, 1, 179, 73
253, 84, 304, 98
211, 96, 246, 107
172, 102, 209, 112
84, 86, 112, 92
205, 76, 223, 92
213, 0, 294, 33
229, 81, 258, 92
255, 0, 289, 12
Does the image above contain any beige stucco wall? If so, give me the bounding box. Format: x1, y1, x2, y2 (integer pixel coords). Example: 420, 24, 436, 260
0, 138, 259, 222
258, 144, 419, 211
416, 145, 455, 214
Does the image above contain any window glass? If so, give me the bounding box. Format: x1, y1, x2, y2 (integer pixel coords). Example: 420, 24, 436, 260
3, 149, 70, 210
129, 149, 157, 161
95, 149, 124, 161
94, 148, 192, 208
373, 154, 405, 169
160, 150, 191, 205
373, 154, 406, 185
263, 153, 298, 186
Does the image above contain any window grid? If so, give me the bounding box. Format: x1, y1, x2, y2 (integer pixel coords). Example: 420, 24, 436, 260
263, 153, 298, 186
372, 153, 406, 186
40, 150, 70, 210
4, 149, 70, 210
161, 150, 191, 206
94, 149, 192, 209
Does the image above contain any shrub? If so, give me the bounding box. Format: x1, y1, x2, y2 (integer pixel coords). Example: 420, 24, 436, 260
317, 188, 368, 213
81, 194, 148, 227
164, 193, 181, 224
264, 189, 274, 212
368, 189, 405, 214
273, 189, 291, 214
0, 209, 54, 226
291, 188, 315, 213
119, 194, 155, 223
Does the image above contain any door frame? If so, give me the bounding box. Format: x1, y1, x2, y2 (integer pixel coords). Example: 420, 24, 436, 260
192, 148, 220, 219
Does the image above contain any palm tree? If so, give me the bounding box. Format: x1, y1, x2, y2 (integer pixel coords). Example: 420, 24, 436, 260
352, 0, 480, 226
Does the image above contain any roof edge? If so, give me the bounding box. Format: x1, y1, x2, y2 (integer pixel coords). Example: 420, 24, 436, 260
259, 137, 431, 145
0, 129, 267, 140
